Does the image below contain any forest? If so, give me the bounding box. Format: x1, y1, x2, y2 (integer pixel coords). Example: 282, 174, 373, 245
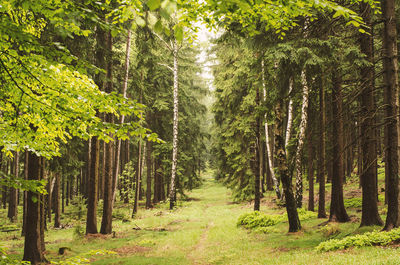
0, 0, 399, 264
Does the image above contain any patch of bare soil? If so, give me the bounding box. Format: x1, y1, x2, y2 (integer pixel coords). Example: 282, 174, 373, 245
113, 245, 151, 256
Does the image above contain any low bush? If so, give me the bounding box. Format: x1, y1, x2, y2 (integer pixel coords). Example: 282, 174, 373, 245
237, 209, 317, 232
343, 197, 362, 208
316, 228, 400, 251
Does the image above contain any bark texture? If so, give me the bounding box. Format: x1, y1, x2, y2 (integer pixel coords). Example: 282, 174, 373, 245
381, 0, 399, 231
295, 70, 310, 208
274, 97, 301, 232
169, 40, 179, 210
359, 2, 383, 227
329, 71, 349, 223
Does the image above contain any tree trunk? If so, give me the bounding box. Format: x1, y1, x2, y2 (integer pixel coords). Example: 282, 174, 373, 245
8, 151, 19, 222
285, 77, 294, 148
23, 152, 45, 264
359, 2, 383, 227
307, 119, 315, 212
295, 70, 310, 208
169, 40, 180, 210
146, 141, 153, 209
100, 30, 114, 235
113, 27, 132, 205
329, 70, 349, 222
254, 84, 261, 211
261, 59, 281, 199
274, 96, 301, 232
86, 136, 100, 234
382, 0, 399, 230
54, 173, 61, 228
22, 151, 28, 236
132, 141, 143, 217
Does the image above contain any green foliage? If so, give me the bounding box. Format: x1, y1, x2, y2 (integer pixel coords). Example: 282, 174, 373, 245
237, 209, 317, 231
318, 223, 340, 238
73, 223, 85, 240
0, 171, 47, 194
316, 228, 400, 252
237, 211, 281, 229
344, 197, 362, 208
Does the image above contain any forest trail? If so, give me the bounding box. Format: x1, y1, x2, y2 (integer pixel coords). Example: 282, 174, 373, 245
88, 172, 274, 265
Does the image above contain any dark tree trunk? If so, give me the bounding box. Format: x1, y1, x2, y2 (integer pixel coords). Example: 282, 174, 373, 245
153, 159, 159, 204
22, 151, 28, 236
318, 78, 327, 218
307, 126, 314, 212
274, 97, 301, 232
329, 70, 350, 223
382, 0, 399, 230
132, 141, 142, 217
254, 85, 261, 211
8, 151, 19, 222
146, 142, 153, 209
23, 152, 45, 264
100, 30, 114, 235
359, 2, 383, 227
86, 136, 100, 234
40, 158, 46, 251
61, 175, 65, 214
54, 173, 61, 228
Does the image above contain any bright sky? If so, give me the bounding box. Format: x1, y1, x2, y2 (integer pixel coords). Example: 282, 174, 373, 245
196, 22, 215, 91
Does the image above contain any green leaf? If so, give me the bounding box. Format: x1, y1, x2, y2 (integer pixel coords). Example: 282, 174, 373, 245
147, 0, 161, 11
135, 16, 146, 27
154, 20, 163, 33
174, 26, 183, 41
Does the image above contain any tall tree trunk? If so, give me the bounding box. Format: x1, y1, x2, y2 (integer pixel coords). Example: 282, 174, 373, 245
169, 40, 180, 210
254, 84, 261, 211
285, 77, 294, 148
86, 136, 100, 234
359, 2, 383, 227
22, 151, 28, 236
329, 70, 349, 222
23, 152, 45, 264
382, 0, 399, 230
146, 141, 153, 209
113, 27, 132, 205
100, 30, 114, 235
295, 70, 310, 208
307, 121, 315, 212
132, 141, 143, 217
261, 59, 281, 199
8, 151, 19, 222
54, 173, 61, 228
274, 96, 301, 232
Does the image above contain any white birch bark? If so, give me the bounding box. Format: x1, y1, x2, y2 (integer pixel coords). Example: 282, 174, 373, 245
294, 70, 310, 207
112, 28, 132, 206
285, 77, 294, 148
169, 39, 179, 209
262, 59, 281, 199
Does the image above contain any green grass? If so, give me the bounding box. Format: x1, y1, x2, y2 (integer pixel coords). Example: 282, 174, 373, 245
1, 166, 399, 264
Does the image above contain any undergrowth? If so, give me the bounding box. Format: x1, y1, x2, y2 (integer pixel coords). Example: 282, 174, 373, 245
316, 227, 400, 251
237, 208, 317, 232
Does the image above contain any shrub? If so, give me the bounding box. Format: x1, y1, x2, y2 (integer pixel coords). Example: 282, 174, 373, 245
316, 227, 400, 251
237, 211, 282, 229
237, 209, 317, 232
318, 223, 340, 237
343, 197, 362, 208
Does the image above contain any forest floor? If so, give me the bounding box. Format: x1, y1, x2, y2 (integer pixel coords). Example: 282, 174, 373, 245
2, 168, 400, 264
